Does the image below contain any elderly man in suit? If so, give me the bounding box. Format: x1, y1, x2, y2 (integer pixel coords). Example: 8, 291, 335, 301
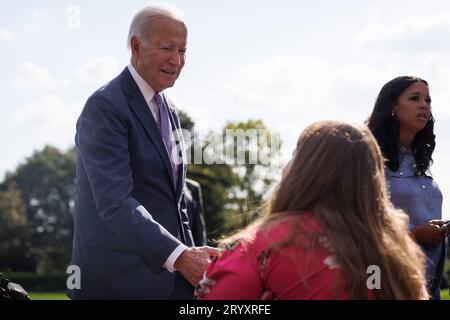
69, 5, 217, 299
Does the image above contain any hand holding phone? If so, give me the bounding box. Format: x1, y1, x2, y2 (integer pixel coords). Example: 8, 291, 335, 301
441, 220, 450, 237
441, 220, 450, 229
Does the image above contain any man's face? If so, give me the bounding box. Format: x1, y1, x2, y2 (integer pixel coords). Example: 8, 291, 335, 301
132, 16, 187, 92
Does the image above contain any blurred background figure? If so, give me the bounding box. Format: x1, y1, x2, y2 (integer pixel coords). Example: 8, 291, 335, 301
184, 178, 207, 246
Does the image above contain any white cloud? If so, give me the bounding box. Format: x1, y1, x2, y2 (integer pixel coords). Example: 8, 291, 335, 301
169, 95, 217, 134
75, 56, 120, 86
354, 8, 450, 52
32, 9, 47, 20
22, 9, 48, 34
0, 29, 15, 41
224, 56, 388, 130
14, 57, 120, 92
1, 94, 82, 181
12, 94, 82, 127
15, 62, 70, 89
189, 56, 393, 173
348, 7, 450, 122
204, 52, 450, 161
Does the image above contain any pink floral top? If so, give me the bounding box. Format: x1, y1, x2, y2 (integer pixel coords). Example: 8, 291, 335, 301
196, 213, 361, 300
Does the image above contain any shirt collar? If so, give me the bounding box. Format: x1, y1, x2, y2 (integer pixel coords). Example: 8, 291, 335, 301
398, 143, 416, 169
399, 144, 413, 156
127, 63, 156, 105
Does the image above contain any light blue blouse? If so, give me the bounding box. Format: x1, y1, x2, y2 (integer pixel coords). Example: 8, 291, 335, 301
386, 145, 446, 299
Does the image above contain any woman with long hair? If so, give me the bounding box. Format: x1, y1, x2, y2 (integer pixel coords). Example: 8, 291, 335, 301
367, 76, 448, 299
196, 121, 428, 299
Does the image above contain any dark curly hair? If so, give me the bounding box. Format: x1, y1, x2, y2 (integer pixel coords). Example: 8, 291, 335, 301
366, 76, 435, 176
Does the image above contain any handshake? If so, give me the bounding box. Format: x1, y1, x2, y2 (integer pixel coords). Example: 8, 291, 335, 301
174, 246, 219, 287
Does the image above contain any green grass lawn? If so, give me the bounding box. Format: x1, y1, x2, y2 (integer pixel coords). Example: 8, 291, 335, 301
441, 289, 450, 300
29, 292, 69, 300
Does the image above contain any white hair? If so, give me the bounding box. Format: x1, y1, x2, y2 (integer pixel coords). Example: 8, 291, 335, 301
127, 4, 186, 49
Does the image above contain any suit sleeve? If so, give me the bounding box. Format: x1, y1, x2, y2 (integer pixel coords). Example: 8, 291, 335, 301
76, 95, 182, 274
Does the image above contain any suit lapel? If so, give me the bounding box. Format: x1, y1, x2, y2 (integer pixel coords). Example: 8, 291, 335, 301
163, 94, 192, 247
120, 68, 176, 191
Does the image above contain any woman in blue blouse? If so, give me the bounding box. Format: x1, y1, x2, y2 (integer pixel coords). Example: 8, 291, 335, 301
367, 76, 448, 299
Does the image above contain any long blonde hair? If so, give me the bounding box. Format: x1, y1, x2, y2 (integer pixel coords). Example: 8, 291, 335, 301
224, 121, 426, 299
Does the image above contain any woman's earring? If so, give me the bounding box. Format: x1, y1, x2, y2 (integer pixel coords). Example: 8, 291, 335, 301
391, 111, 395, 117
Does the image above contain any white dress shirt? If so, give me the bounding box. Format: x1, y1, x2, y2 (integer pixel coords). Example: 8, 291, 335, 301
128, 64, 187, 273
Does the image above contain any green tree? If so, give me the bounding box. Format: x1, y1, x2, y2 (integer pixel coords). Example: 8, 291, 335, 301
1, 146, 76, 275
178, 110, 195, 132
187, 162, 238, 244
179, 111, 239, 244
180, 113, 282, 242
223, 120, 282, 227
0, 183, 32, 271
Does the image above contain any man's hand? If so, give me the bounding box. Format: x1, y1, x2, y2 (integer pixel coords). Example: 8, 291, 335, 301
411, 221, 447, 247
174, 246, 219, 287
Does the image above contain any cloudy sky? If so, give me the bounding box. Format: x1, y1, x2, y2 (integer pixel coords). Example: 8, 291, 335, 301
1, 0, 450, 218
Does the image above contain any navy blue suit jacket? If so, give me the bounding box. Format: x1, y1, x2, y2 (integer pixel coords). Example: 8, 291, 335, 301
69, 67, 194, 299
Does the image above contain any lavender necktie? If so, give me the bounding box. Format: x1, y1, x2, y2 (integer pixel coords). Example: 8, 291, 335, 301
153, 93, 177, 186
